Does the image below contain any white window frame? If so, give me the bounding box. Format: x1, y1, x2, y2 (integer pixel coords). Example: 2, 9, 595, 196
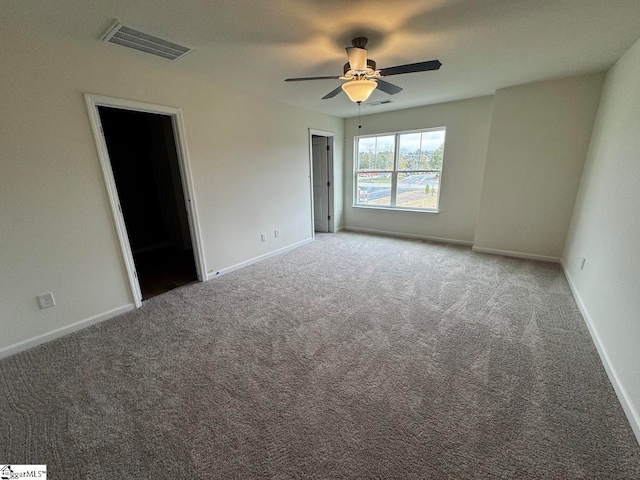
353, 127, 446, 213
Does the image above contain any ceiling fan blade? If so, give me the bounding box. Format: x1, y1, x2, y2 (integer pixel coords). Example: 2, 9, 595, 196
322, 85, 344, 100
375, 79, 403, 95
379, 60, 442, 76
285, 76, 341, 82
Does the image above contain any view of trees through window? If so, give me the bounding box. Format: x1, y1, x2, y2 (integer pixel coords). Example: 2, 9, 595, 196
355, 128, 446, 210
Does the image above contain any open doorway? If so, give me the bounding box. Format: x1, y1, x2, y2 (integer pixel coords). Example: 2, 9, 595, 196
97, 106, 197, 300
310, 130, 335, 234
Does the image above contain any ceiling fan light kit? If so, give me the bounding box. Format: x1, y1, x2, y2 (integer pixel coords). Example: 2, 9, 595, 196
285, 37, 442, 104
342, 78, 377, 103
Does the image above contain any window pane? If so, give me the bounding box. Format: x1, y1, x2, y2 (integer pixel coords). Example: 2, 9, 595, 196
398, 133, 422, 170
357, 137, 376, 170
396, 172, 440, 209
357, 135, 395, 171
375, 135, 395, 171
356, 172, 391, 207
398, 130, 446, 170
421, 130, 446, 171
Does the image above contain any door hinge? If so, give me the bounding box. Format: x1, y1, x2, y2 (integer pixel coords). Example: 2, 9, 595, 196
327, 181, 331, 187
328, 215, 331, 220
326, 145, 330, 151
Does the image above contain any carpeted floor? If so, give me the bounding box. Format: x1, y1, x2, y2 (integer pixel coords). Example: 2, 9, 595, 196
1, 232, 639, 478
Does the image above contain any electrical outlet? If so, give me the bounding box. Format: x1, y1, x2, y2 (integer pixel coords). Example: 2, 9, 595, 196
261, 233, 267, 242
37, 292, 56, 309
580, 257, 586, 270
274, 229, 280, 238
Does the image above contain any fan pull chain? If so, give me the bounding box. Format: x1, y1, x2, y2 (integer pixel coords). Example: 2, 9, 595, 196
358, 102, 362, 131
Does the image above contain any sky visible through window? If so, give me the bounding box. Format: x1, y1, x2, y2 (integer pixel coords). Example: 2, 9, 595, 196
398, 131, 444, 152
358, 131, 443, 155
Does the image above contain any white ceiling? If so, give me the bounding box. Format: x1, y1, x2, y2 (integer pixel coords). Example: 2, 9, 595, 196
4, 0, 640, 118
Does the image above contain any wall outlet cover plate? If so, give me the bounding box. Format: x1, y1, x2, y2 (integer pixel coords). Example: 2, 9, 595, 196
37, 292, 56, 309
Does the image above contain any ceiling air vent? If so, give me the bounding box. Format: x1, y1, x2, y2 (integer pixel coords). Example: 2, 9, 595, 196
101, 21, 195, 61
367, 100, 393, 106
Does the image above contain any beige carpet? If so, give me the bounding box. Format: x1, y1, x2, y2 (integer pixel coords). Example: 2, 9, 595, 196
1, 232, 639, 478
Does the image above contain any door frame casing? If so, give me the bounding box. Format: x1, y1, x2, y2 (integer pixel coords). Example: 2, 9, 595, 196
308, 129, 335, 238
84, 93, 207, 307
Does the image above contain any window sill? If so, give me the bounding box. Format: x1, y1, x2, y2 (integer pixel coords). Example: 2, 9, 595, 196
352, 204, 439, 214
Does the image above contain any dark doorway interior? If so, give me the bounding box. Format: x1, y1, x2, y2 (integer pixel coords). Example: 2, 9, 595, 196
98, 107, 198, 300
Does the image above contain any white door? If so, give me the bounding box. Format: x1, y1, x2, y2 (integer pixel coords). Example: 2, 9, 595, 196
312, 136, 330, 232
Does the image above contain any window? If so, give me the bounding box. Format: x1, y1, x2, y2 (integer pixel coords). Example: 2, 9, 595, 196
354, 127, 446, 212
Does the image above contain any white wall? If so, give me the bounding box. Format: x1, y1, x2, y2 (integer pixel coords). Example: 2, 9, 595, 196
474, 74, 604, 260
0, 29, 343, 353
344, 97, 494, 243
563, 37, 640, 442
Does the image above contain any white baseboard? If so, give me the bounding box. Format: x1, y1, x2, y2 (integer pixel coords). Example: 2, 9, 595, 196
472, 246, 560, 263
0, 304, 136, 360
561, 260, 640, 446
342, 226, 473, 246
206, 238, 313, 280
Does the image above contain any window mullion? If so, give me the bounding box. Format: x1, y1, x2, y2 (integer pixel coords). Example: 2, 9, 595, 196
390, 134, 400, 207
354, 137, 359, 205
390, 172, 398, 206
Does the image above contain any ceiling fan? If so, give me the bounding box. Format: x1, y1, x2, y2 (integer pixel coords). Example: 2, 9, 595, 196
285, 37, 442, 103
